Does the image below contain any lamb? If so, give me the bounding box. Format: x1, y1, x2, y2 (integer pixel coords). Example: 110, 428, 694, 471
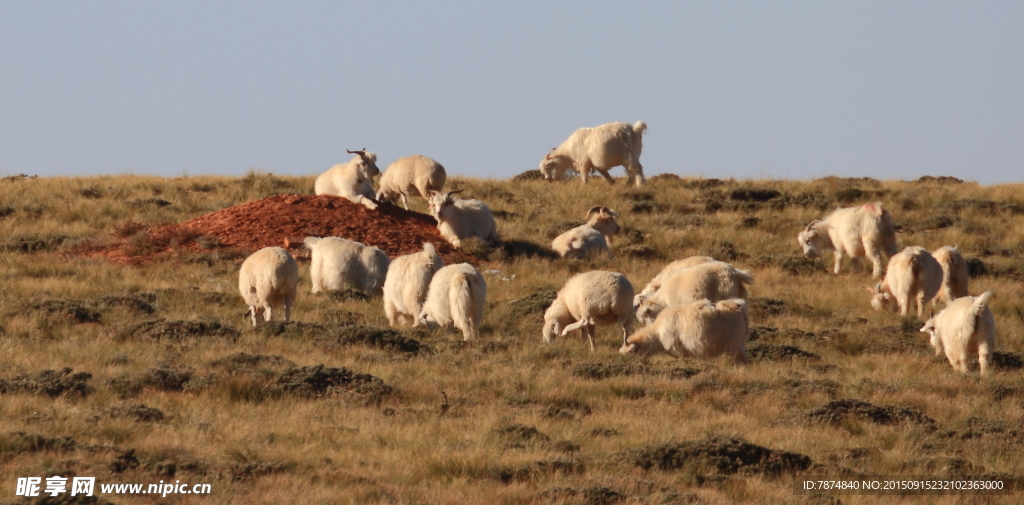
416, 263, 487, 340
542, 271, 635, 352
304, 236, 390, 297
620, 298, 749, 364
375, 154, 447, 210
932, 245, 969, 304
427, 190, 499, 248
314, 149, 381, 210
634, 261, 754, 325
867, 246, 943, 318
634, 256, 716, 306
238, 247, 299, 327
539, 121, 648, 187
919, 291, 995, 376
798, 202, 898, 278
550, 207, 620, 259
382, 243, 444, 327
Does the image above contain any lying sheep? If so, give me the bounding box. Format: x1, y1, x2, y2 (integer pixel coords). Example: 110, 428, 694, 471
542, 271, 634, 351
540, 121, 648, 187
798, 202, 898, 278
920, 291, 995, 375
238, 247, 299, 327
427, 190, 499, 248
314, 149, 381, 210
375, 154, 447, 210
304, 236, 390, 297
635, 261, 754, 325
383, 243, 444, 327
867, 246, 942, 318
932, 245, 969, 304
417, 263, 487, 340
620, 298, 749, 364
551, 207, 620, 259
634, 256, 716, 306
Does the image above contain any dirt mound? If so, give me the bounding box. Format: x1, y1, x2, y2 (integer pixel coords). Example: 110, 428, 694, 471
571, 362, 701, 380
804, 398, 936, 428
0, 367, 94, 397
109, 404, 166, 423
272, 364, 392, 402
534, 486, 626, 505
116, 319, 240, 341
93, 194, 472, 264
746, 343, 819, 362
628, 436, 812, 476
0, 432, 78, 454
256, 321, 428, 354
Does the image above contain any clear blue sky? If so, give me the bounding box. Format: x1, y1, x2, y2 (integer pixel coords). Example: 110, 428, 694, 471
2, 2, 1022, 184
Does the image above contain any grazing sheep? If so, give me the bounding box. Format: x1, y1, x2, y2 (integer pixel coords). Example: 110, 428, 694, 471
383, 243, 444, 327
635, 261, 754, 325
634, 256, 716, 306
932, 245, 969, 304
542, 271, 635, 351
620, 298, 749, 364
375, 154, 447, 210
798, 202, 898, 278
920, 291, 995, 376
427, 190, 499, 248
551, 207, 620, 259
314, 149, 381, 210
540, 120, 648, 187
304, 236, 390, 297
867, 246, 942, 318
417, 263, 487, 340
238, 247, 299, 327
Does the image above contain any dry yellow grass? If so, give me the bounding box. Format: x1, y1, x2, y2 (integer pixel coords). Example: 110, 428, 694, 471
1, 171, 1023, 504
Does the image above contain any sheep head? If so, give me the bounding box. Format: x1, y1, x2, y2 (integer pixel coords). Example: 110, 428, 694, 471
538, 149, 571, 181
347, 148, 380, 178
866, 282, 895, 312
427, 189, 464, 219
797, 220, 828, 258
919, 314, 944, 355
585, 206, 620, 237
635, 297, 664, 326
542, 319, 561, 343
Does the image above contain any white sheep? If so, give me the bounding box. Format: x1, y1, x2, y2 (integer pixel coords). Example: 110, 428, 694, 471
635, 261, 754, 326
634, 256, 716, 306
550, 207, 620, 259
867, 246, 942, 318
417, 263, 487, 340
798, 202, 898, 278
427, 190, 499, 248
314, 149, 381, 210
238, 246, 299, 327
540, 121, 648, 187
304, 236, 390, 297
375, 154, 447, 210
542, 271, 635, 352
920, 291, 995, 376
932, 245, 969, 304
382, 243, 444, 327
620, 298, 749, 364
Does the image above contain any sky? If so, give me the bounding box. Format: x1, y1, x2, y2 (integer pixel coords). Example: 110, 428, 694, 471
1, 2, 1022, 184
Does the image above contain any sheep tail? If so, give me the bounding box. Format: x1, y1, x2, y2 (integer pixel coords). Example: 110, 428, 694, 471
303, 236, 321, 250
971, 291, 994, 319
735, 268, 755, 286
633, 120, 648, 135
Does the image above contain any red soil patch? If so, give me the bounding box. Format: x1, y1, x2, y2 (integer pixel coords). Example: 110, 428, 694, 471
88, 194, 473, 265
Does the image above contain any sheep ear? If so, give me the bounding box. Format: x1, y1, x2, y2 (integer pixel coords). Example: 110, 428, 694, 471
449, 189, 465, 195
585, 206, 602, 219
864, 286, 875, 294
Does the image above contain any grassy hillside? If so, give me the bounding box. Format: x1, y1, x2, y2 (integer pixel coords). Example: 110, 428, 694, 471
1, 172, 1023, 504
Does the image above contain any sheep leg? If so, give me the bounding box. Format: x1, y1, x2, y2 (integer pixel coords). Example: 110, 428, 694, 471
560, 318, 592, 337
865, 244, 885, 278
978, 339, 993, 376
400, 194, 410, 211
832, 250, 844, 275
249, 306, 260, 328
283, 302, 291, 322
850, 257, 861, 273
595, 168, 615, 184
263, 305, 273, 323
915, 291, 927, 318
578, 163, 590, 184
584, 324, 596, 352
